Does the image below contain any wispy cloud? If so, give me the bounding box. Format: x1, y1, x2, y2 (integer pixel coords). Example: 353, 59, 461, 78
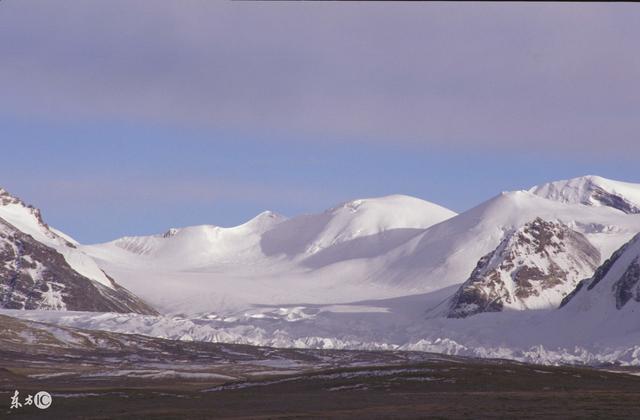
1, 2, 638, 152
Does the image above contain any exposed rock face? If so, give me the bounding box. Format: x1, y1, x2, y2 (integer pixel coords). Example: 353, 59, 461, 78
590, 186, 640, 214
561, 233, 640, 311
446, 218, 601, 318
612, 257, 640, 309
0, 188, 24, 207
0, 217, 157, 314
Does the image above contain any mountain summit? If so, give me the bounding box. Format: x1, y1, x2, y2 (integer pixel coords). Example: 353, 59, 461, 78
530, 175, 640, 214
444, 218, 601, 318
0, 187, 156, 314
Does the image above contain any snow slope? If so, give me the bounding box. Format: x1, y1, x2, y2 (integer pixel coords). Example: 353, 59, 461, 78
89, 195, 455, 268
260, 194, 456, 258
83, 177, 640, 315
0, 188, 113, 289
83, 195, 459, 313
97, 211, 287, 269
376, 184, 640, 295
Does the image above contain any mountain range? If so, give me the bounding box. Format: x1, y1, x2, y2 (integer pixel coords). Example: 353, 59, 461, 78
2, 175, 640, 365
81, 175, 640, 315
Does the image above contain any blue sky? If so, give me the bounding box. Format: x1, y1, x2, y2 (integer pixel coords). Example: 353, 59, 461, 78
3, 116, 638, 243
1, 2, 639, 242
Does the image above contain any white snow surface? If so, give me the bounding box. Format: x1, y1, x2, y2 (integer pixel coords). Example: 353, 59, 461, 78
83, 194, 459, 312
79, 178, 640, 315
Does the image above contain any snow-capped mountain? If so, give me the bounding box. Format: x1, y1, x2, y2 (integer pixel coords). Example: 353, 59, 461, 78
260, 194, 457, 259
99, 210, 287, 269
0, 188, 113, 287
2, 175, 631, 319
4, 175, 640, 368
81, 176, 640, 315
381, 178, 640, 295
444, 218, 601, 318
530, 175, 640, 214
91, 194, 455, 268
0, 188, 157, 314
82, 195, 459, 313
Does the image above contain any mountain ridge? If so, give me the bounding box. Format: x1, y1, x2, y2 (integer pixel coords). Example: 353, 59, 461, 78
444, 218, 600, 318
530, 175, 640, 214
3, 176, 640, 367
0, 187, 157, 314
3, 175, 640, 317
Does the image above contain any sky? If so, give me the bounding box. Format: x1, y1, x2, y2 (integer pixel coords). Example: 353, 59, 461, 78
1, 2, 639, 243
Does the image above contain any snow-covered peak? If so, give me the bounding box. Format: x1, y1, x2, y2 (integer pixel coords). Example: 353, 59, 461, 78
260, 194, 457, 258
97, 212, 287, 268
334, 194, 454, 218
443, 218, 601, 318
94, 195, 455, 271
530, 176, 640, 214
0, 217, 156, 314
0, 187, 21, 205
81, 180, 640, 315
395, 185, 640, 295
0, 187, 51, 240
0, 186, 115, 289
235, 210, 287, 233
157, 211, 286, 241
325, 194, 456, 235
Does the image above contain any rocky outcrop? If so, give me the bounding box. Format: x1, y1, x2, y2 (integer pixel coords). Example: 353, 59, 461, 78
590, 186, 640, 214
446, 218, 600, 318
561, 233, 640, 311
0, 217, 157, 314
612, 256, 640, 309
